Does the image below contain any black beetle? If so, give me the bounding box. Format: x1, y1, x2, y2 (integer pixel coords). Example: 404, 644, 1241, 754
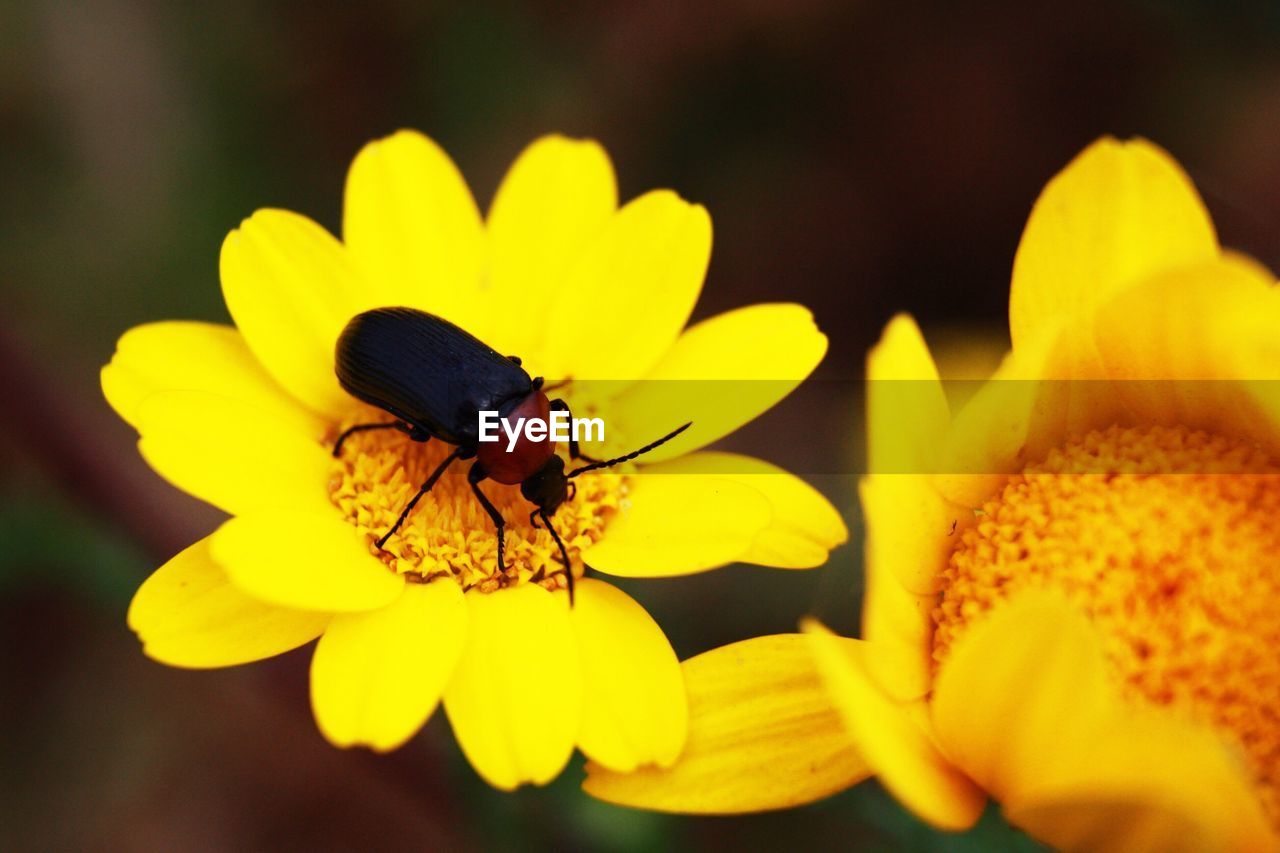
333, 307, 690, 600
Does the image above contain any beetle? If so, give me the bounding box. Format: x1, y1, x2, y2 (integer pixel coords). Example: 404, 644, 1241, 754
332, 306, 690, 601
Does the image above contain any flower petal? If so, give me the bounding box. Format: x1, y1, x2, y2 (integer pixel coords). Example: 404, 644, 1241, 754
642, 452, 847, 568
941, 256, 1280, 508
931, 592, 1113, 800
805, 620, 986, 831
101, 321, 321, 435
1093, 257, 1275, 382
858, 315, 963, 698
607, 304, 827, 463
932, 592, 1274, 852
858, 474, 959, 598
209, 510, 404, 612
220, 209, 372, 420
343, 130, 486, 335
127, 537, 329, 668
135, 390, 332, 517
485, 135, 617, 361
1008, 792, 1270, 853
866, 314, 950, 475
1091, 256, 1280, 456
859, 315, 960, 696
311, 580, 468, 752
581, 473, 773, 577
537, 190, 711, 381
933, 333, 1062, 507
583, 634, 868, 813
1006, 722, 1276, 853
443, 584, 581, 789
857, 477, 944, 700
569, 579, 686, 772
1008, 137, 1218, 353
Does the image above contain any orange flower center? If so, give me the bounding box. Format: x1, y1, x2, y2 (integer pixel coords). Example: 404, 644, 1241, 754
935, 425, 1280, 828
325, 407, 623, 593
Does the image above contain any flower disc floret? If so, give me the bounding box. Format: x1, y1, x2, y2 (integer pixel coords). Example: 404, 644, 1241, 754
937, 424, 1280, 827
328, 407, 624, 592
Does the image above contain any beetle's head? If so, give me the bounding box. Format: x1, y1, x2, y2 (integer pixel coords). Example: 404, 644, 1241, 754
521, 455, 570, 515
521, 422, 694, 517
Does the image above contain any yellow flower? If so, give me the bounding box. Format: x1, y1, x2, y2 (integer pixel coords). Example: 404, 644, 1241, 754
103, 131, 847, 789
586, 137, 1280, 851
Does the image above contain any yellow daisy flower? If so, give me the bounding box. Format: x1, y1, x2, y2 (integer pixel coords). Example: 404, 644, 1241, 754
102, 130, 847, 790
586, 138, 1279, 850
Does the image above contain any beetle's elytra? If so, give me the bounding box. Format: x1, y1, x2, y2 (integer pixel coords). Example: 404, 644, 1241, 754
333, 307, 690, 601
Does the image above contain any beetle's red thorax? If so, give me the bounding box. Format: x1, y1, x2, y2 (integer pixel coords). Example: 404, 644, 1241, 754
478, 389, 555, 485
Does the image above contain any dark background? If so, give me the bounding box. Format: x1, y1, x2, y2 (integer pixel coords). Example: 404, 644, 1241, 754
4, 1, 1280, 850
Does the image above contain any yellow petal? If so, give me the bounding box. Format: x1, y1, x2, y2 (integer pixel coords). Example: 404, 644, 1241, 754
804, 620, 986, 831
584, 634, 868, 813
1091, 256, 1280, 456
220, 209, 372, 420
485, 135, 617, 361
1008, 717, 1280, 850
858, 474, 957, 596
932, 592, 1274, 852
866, 314, 950, 475
581, 473, 772, 577
101, 321, 321, 436
642, 452, 847, 568
443, 584, 581, 789
135, 390, 332, 517
311, 580, 468, 752
857, 316, 957, 697
537, 190, 711, 381
933, 333, 1063, 507
608, 303, 827, 463
569, 579, 686, 772
1008, 137, 1218, 352
127, 537, 329, 668
857, 477, 942, 700
1006, 719, 1276, 853
342, 130, 486, 335
1094, 257, 1275, 381
931, 592, 1113, 800
942, 256, 1280, 508
209, 510, 404, 612
858, 318, 959, 699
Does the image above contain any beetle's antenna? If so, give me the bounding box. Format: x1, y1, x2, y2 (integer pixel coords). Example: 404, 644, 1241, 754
539, 510, 575, 604
567, 422, 692, 478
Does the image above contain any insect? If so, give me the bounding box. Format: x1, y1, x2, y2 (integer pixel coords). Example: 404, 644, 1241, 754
333, 307, 691, 601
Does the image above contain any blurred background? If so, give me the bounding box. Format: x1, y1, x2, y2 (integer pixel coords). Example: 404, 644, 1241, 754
4, 1, 1280, 849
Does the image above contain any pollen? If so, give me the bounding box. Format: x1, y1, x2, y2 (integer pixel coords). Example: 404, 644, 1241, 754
326, 408, 624, 593
934, 425, 1280, 827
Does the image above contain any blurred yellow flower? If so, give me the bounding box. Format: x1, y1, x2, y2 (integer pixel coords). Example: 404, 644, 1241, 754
102, 131, 846, 789
587, 138, 1279, 851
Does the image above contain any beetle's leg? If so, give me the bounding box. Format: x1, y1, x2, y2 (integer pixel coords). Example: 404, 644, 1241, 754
539, 510, 575, 605
467, 463, 507, 575
528, 509, 541, 528
374, 446, 463, 549
548, 398, 600, 462
332, 421, 426, 457
506, 355, 522, 366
